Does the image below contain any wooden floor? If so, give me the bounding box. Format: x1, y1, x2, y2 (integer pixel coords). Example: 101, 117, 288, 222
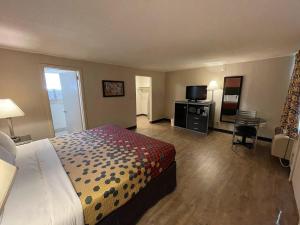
134, 116, 298, 225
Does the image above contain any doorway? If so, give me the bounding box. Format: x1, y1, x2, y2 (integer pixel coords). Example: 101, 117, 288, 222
135, 76, 152, 128
44, 67, 85, 136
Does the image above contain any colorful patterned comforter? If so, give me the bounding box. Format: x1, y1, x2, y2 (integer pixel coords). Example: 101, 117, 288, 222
50, 124, 176, 225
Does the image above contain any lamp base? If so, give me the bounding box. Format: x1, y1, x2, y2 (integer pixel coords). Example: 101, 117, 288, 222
7, 117, 16, 137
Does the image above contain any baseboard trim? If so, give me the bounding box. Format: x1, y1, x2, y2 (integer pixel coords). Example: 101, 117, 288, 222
132, 119, 272, 142
150, 118, 171, 124
127, 125, 137, 130
212, 128, 272, 142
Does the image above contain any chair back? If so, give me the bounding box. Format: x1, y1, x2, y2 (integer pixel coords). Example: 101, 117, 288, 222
235, 110, 259, 128
235, 118, 260, 127
237, 110, 257, 118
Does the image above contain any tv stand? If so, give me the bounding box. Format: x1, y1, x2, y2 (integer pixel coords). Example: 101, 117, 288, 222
188, 99, 212, 103
174, 100, 215, 134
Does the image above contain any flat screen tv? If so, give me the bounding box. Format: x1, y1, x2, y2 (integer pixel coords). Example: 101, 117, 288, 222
186, 85, 207, 101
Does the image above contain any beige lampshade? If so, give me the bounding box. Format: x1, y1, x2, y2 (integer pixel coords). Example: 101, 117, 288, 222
207, 80, 218, 90
0, 158, 16, 212
0, 99, 25, 119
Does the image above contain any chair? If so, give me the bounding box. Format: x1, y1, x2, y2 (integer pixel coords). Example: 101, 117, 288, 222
232, 110, 259, 149
271, 126, 295, 161
237, 110, 257, 118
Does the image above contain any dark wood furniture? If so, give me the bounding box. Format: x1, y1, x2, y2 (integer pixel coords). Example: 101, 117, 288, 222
174, 100, 214, 134
174, 102, 187, 128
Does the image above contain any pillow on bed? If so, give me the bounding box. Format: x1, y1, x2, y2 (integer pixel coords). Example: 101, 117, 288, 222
0, 146, 15, 165
0, 131, 16, 159
0, 158, 17, 223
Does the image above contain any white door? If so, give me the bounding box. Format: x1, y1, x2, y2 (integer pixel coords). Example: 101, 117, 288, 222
59, 71, 83, 133
141, 88, 149, 115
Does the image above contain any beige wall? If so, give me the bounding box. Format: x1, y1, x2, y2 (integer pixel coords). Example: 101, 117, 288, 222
0, 48, 165, 140
0, 47, 294, 140
165, 56, 294, 138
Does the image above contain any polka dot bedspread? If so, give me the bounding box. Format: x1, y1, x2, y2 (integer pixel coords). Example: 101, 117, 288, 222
49, 124, 176, 225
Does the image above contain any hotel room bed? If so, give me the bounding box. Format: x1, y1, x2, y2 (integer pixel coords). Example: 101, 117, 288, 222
1, 125, 176, 225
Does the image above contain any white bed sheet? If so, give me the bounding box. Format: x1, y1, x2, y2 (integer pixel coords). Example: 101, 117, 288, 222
1, 139, 84, 225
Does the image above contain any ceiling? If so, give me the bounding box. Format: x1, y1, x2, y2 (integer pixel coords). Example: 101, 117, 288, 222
0, 0, 299, 71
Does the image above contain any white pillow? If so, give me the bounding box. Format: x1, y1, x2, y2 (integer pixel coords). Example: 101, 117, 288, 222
0, 146, 15, 165
0, 131, 16, 159
0, 159, 17, 223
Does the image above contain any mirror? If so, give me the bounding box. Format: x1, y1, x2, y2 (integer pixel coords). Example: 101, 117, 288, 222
220, 76, 243, 123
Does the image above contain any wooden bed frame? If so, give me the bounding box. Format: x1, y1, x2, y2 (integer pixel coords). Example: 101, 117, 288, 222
96, 161, 177, 225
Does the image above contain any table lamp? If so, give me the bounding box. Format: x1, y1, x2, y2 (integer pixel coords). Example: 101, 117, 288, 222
207, 80, 218, 101
0, 99, 25, 138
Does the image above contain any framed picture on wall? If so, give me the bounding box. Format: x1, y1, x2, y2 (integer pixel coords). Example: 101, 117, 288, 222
102, 80, 125, 97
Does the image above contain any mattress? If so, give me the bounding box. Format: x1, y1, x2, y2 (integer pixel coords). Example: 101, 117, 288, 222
1, 139, 84, 225
50, 124, 176, 225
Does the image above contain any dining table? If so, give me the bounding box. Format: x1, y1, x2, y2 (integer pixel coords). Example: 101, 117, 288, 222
233, 115, 267, 148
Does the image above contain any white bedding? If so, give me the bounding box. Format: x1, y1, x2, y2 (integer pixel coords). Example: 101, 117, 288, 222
1, 139, 84, 225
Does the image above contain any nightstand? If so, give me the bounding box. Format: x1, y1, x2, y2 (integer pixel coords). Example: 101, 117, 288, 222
14, 135, 32, 146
